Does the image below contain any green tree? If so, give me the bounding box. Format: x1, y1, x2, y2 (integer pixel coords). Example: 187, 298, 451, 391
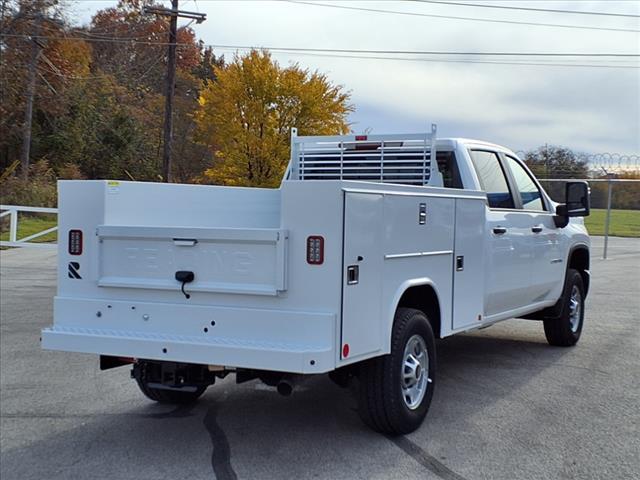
191, 45, 224, 84
196, 49, 353, 187
43, 75, 159, 180
524, 145, 589, 179
590, 171, 640, 210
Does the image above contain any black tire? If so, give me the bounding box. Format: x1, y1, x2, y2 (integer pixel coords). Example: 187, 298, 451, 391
357, 308, 436, 435
136, 378, 206, 404
544, 269, 585, 347
134, 361, 207, 404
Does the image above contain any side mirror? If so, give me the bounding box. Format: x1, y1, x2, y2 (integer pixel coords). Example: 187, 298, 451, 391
554, 181, 590, 227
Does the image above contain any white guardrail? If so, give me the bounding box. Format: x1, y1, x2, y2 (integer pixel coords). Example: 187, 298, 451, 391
0, 205, 58, 249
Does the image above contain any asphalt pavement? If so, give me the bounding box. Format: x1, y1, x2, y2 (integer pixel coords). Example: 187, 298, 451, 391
1, 237, 639, 480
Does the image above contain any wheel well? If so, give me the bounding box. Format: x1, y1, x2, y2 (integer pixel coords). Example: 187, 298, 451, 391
397, 284, 441, 338
569, 247, 590, 296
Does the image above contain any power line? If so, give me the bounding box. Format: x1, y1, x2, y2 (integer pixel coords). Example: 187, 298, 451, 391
283, 1, 640, 33
37, 52, 166, 81
408, 1, 640, 19
204, 44, 640, 58
3, 34, 638, 57
226, 49, 639, 69
0, 32, 188, 47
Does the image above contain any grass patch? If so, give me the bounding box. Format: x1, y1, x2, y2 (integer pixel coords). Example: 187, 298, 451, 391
585, 209, 640, 238
0, 215, 58, 244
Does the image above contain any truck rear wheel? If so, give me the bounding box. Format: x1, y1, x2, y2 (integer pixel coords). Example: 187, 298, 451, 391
357, 308, 436, 435
133, 361, 207, 404
136, 378, 206, 404
544, 269, 585, 347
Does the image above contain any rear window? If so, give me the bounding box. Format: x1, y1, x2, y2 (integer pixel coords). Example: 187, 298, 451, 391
436, 151, 463, 189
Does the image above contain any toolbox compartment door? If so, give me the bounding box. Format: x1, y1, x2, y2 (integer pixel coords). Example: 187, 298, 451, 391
341, 192, 384, 360
451, 198, 485, 330
96, 225, 288, 296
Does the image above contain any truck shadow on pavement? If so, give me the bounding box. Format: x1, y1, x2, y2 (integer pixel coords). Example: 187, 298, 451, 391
1, 332, 572, 480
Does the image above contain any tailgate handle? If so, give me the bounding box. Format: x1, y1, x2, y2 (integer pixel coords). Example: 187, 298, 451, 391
175, 271, 195, 299
173, 238, 198, 247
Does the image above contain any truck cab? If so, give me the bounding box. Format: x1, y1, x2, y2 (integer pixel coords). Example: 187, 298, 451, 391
438, 138, 589, 323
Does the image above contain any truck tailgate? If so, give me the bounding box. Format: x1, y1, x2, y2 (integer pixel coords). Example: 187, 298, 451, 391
97, 225, 288, 296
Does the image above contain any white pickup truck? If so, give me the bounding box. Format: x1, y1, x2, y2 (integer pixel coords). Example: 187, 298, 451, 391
42, 126, 591, 434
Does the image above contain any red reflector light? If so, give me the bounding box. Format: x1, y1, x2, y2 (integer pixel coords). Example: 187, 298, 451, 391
68, 229, 83, 255
306, 236, 324, 265
355, 135, 367, 141
342, 343, 350, 358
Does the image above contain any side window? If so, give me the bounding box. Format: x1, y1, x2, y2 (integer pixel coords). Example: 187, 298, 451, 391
469, 150, 515, 209
505, 156, 546, 211
436, 151, 463, 189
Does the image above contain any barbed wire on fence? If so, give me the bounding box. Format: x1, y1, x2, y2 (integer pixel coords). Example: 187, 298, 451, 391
514, 151, 640, 173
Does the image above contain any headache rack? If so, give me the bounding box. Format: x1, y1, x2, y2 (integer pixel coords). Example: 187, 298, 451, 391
286, 124, 442, 187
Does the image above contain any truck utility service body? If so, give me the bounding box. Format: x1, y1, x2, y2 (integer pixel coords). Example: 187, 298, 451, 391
42, 127, 591, 434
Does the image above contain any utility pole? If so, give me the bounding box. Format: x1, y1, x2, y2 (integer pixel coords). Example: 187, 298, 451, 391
144, 1, 205, 183
20, 12, 43, 179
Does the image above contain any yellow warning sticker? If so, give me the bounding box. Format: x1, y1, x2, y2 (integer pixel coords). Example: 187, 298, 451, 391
107, 180, 120, 194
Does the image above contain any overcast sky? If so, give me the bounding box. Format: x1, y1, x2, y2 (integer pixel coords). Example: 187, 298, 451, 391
71, 0, 639, 156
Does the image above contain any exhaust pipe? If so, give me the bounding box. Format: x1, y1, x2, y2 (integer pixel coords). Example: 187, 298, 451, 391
276, 375, 301, 396
277, 380, 293, 396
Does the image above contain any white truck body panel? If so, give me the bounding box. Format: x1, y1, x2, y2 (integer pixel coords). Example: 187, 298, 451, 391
42, 133, 589, 375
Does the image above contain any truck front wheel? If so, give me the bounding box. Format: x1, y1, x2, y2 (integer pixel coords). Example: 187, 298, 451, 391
357, 308, 436, 435
544, 269, 585, 347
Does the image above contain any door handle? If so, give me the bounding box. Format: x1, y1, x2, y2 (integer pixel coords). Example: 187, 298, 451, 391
493, 227, 507, 235
531, 226, 543, 233
173, 238, 198, 247
347, 265, 359, 285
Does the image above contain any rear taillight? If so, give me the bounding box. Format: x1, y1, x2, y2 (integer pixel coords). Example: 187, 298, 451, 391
306, 236, 324, 265
68, 229, 83, 255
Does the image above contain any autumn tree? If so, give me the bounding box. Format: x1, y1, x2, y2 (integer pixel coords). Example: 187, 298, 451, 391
88, 0, 200, 95
0, 0, 71, 173
196, 49, 353, 187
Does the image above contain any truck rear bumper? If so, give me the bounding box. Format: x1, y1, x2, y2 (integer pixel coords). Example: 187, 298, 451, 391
43, 297, 336, 374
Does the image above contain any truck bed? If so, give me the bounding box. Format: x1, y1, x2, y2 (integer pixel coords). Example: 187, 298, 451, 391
43, 178, 486, 373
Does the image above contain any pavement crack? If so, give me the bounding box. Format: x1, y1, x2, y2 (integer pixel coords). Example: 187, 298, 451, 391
387, 435, 468, 480
203, 404, 237, 480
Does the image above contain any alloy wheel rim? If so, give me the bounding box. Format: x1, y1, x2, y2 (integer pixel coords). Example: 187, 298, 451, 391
401, 334, 429, 410
569, 285, 582, 333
